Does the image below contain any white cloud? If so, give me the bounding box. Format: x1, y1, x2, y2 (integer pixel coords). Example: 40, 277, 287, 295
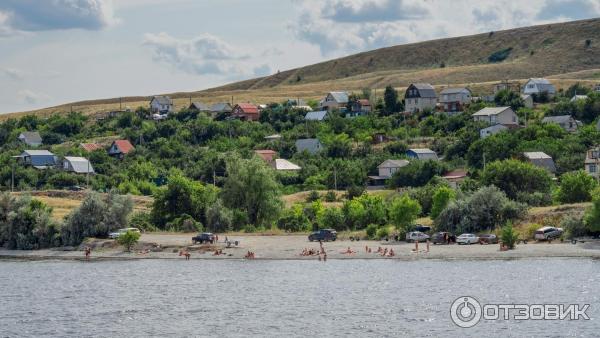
3, 68, 24, 80
291, 0, 600, 56
17, 89, 51, 104
0, 0, 115, 33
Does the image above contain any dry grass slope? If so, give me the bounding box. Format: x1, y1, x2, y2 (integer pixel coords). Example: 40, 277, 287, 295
3, 18, 600, 120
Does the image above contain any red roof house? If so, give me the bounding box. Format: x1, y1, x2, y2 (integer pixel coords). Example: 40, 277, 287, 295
80, 143, 103, 152
108, 140, 135, 157
254, 150, 277, 163
231, 103, 260, 121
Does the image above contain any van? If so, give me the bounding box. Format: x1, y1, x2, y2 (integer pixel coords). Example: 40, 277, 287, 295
534, 226, 563, 240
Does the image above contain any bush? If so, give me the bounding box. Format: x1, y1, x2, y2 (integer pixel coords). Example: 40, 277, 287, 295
500, 224, 519, 249
205, 200, 234, 233
117, 230, 140, 252
481, 160, 552, 200
488, 47, 513, 63
388, 195, 421, 231
584, 188, 600, 233
318, 207, 346, 231
345, 185, 365, 200
129, 212, 156, 232
276, 205, 309, 232
306, 190, 320, 202
366, 224, 378, 239
243, 224, 258, 233
376, 227, 390, 240
324, 191, 337, 202
389, 160, 447, 188
430, 186, 456, 219
556, 170, 597, 203
167, 214, 202, 232
561, 215, 586, 239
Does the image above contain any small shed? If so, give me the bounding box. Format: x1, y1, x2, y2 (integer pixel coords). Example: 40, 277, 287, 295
18, 131, 43, 147
406, 148, 438, 161
523, 152, 556, 174
305, 110, 328, 121
273, 159, 301, 171
295, 138, 323, 154
63, 156, 94, 174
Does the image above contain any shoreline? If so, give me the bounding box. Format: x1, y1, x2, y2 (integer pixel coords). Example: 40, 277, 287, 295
2, 234, 600, 262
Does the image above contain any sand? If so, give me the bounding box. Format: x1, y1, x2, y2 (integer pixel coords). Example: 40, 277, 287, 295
1, 233, 600, 261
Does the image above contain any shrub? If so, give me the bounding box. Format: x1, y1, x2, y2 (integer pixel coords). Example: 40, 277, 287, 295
0, 194, 59, 250
129, 212, 156, 232
167, 214, 202, 232
306, 190, 320, 202
366, 224, 378, 239
389, 160, 447, 188
117, 230, 140, 252
430, 186, 456, 219
561, 215, 586, 239
584, 188, 600, 233
376, 227, 390, 240
556, 170, 597, 203
388, 195, 421, 231
324, 191, 337, 202
318, 207, 346, 231
205, 200, 234, 233
276, 205, 309, 232
488, 47, 513, 63
345, 185, 365, 200
243, 224, 258, 233
500, 224, 519, 249
481, 160, 552, 200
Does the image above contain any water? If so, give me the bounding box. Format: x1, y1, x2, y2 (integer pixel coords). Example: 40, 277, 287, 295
0, 258, 598, 337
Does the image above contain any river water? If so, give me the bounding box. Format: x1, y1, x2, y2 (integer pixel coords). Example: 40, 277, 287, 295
0, 258, 598, 337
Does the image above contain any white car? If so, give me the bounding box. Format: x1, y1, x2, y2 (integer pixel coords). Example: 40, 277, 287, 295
109, 227, 141, 239
534, 227, 564, 241
406, 231, 430, 243
457, 233, 479, 245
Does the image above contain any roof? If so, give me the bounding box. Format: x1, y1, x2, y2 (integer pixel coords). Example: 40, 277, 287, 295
408, 148, 436, 155
64, 156, 94, 174
472, 106, 512, 116
440, 87, 471, 95
480, 124, 508, 132
523, 152, 556, 173
23, 150, 54, 156
112, 140, 135, 154
378, 159, 409, 169
570, 95, 588, 102
409, 83, 437, 98
189, 102, 209, 110
443, 169, 468, 179
210, 102, 232, 113
274, 159, 301, 170
19, 131, 42, 144
357, 99, 370, 106
407, 148, 438, 160
255, 149, 277, 155
295, 138, 322, 153
328, 91, 349, 103
527, 78, 551, 85
542, 115, 574, 124
264, 134, 281, 140
235, 103, 259, 114
80, 143, 103, 152
305, 110, 328, 121
151, 96, 172, 105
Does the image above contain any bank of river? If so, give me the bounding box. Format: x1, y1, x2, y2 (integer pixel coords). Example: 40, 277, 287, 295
1, 258, 598, 337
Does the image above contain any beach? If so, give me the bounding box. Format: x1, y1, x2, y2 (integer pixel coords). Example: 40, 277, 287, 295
1, 233, 600, 261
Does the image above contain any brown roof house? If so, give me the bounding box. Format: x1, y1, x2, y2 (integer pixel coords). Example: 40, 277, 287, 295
255, 150, 278, 163
231, 103, 260, 121
442, 169, 468, 189
108, 140, 135, 158
347, 99, 371, 118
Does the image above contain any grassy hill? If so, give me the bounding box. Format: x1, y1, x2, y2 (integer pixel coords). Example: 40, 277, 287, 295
4, 18, 600, 119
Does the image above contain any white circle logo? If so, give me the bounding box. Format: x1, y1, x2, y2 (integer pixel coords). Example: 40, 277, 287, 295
450, 296, 482, 328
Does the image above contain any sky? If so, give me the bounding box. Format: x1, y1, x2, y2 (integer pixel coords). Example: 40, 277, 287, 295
0, 0, 599, 114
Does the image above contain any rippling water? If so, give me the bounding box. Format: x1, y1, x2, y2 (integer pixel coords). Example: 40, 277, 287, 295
0, 258, 598, 337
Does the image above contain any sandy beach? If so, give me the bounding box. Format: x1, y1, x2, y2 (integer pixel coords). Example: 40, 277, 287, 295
1, 233, 600, 261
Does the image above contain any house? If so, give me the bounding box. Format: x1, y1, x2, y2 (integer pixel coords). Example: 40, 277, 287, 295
442, 169, 468, 189
255, 150, 277, 163
17, 131, 43, 147
439, 88, 472, 113
108, 140, 135, 158
493, 81, 520, 94
63, 156, 94, 174
347, 99, 371, 117
80, 143, 103, 152
189, 102, 210, 111
595, 84, 600, 93
264, 134, 282, 141
585, 147, 600, 178
542, 115, 580, 132
273, 159, 301, 171
521, 94, 534, 109
570, 95, 588, 103
404, 83, 437, 113
320, 91, 349, 111
522, 78, 556, 97
210, 103, 232, 115
368, 159, 410, 185
305, 110, 328, 121
295, 138, 323, 154
472, 106, 518, 125
150, 96, 173, 114
480, 124, 509, 138
13, 150, 57, 169
231, 103, 260, 121
523, 152, 556, 174
406, 148, 438, 161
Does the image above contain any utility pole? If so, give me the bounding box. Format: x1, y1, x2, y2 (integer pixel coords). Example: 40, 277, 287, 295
334, 167, 338, 191
119, 97, 122, 110
483, 152, 486, 169
11, 162, 15, 192
86, 160, 90, 188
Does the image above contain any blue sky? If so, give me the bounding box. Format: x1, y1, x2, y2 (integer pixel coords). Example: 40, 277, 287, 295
0, 0, 599, 114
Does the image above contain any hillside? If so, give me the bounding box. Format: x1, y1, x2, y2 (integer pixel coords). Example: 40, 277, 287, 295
4, 17, 600, 119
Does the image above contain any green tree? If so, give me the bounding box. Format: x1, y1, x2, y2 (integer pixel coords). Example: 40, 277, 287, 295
430, 186, 456, 219
500, 223, 519, 249
584, 188, 600, 233
389, 160, 447, 188
494, 89, 524, 111
117, 230, 140, 252
383, 85, 399, 115
222, 156, 283, 227
0, 194, 59, 250
481, 160, 552, 200
556, 170, 597, 203
318, 207, 346, 231
388, 195, 421, 231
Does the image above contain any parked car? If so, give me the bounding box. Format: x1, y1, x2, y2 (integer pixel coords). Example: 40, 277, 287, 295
308, 229, 337, 242
192, 232, 215, 244
109, 227, 141, 239
413, 225, 432, 233
431, 232, 455, 244
457, 233, 479, 245
406, 231, 430, 243
479, 234, 498, 244
534, 227, 564, 241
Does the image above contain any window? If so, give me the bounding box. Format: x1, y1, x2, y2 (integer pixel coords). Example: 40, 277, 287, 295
528, 84, 534, 89
590, 164, 597, 173
512, 115, 516, 122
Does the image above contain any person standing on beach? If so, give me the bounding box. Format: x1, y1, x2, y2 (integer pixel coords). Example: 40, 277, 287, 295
84, 247, 91, 260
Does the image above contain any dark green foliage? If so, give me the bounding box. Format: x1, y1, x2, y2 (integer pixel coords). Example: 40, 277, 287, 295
383, 85, 400, 115
500, 224, 519, 249
494, 89, 524, 111
389, 160, 447, 188
481, 160, 552, 200
488, 47, 513, 63
556, 170, 597, 203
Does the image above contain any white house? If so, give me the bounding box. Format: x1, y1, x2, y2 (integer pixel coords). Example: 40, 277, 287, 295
150, 96, 174, 114
522, 78, 556, 97
439, 88, 471, 113
320, 91, 349, 111
480, 124, 509, 138
404, 83, 437, 113
585, 147, 600, 178
472, 106, 518, 125
63, 156, 95, 174
375, 159, 409, 178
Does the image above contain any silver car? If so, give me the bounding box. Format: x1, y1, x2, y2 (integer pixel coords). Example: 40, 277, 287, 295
406, 231, 430, 243
457, 233, 479, 245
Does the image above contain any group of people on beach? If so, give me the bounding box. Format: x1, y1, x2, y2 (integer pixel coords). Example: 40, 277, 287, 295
244, 250, 255, 259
